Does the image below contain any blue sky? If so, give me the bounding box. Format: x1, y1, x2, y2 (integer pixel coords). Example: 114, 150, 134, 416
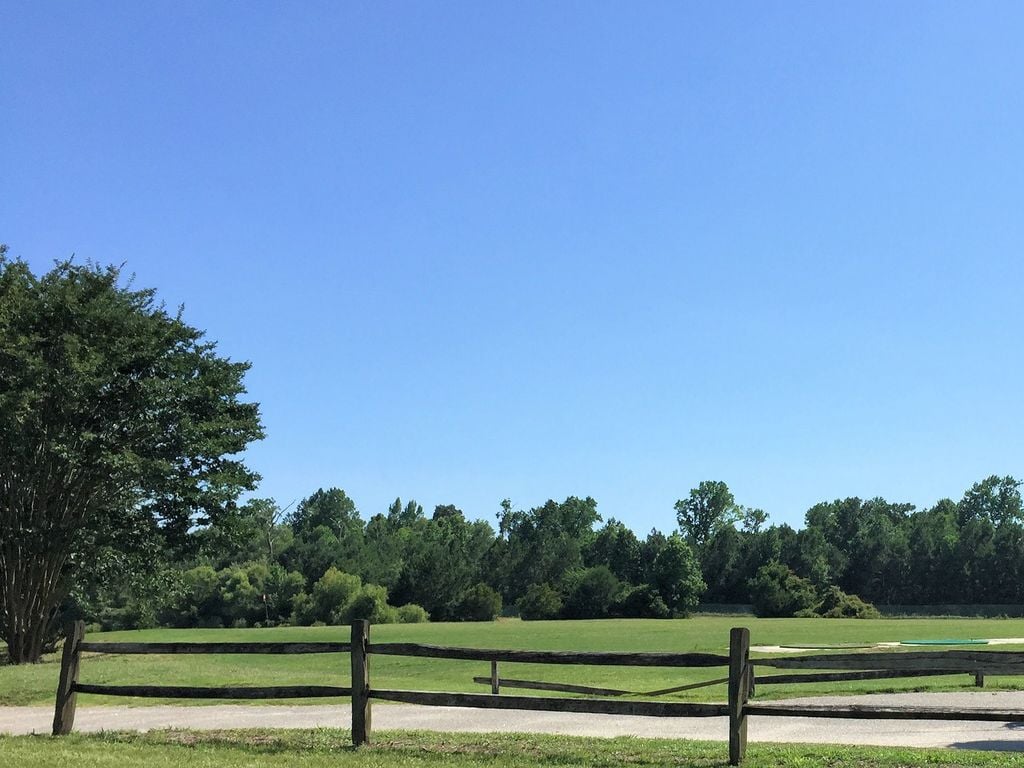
3, 2, 1022, 533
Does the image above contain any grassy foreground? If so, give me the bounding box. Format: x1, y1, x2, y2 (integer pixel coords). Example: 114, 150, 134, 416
4, 729, 1024, 768
5, 616, 1024, 707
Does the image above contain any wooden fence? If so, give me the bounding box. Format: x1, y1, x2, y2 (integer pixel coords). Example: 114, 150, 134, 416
53, 622, 1024, 766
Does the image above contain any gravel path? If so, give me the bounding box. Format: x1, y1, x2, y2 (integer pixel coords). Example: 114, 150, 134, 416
4, 692, 1024, 751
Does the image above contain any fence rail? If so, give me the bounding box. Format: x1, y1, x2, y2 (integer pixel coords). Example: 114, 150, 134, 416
72, 684, 352, 699
367, 642, 728, 667
52, 620, 1024, 766
78, 641, 351, 655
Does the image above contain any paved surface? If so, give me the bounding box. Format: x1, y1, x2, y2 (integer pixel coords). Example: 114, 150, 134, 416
5, 692, 1024, 751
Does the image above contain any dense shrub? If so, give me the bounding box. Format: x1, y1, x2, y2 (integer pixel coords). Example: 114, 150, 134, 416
748, 562, 818, 617
651, 534, 705, 616
219, 566, 260, 624
517, 583, 563, 620
453, 583, 502, 621
346, 584, 396, 624
561, 567, 622, 619
395, 603, 430, 623
816, 586, 880, 618
313, 567, 363, 624
613, 585, 670, 619
181, 566, 222, 624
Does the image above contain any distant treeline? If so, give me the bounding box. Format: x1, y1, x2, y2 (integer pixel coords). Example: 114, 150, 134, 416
76, 475, 1023, 630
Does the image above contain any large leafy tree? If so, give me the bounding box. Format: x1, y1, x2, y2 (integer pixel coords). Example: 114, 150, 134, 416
674, 480, 739, 551
0, 253, 263, 662
650, 533, 705, 615
493, 496, 601, 602
283, 488, 365, 582
958, 475, 1022, 528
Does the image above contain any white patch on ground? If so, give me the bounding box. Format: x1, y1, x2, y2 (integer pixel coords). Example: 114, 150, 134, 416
751, 638, 1024, 654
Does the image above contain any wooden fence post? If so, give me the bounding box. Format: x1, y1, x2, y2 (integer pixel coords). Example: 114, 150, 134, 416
490, 660, 500, 694
975, 671, 985, 687
728, 627, 751, 766
52, 620, 86, 736
351, 620, 371, 746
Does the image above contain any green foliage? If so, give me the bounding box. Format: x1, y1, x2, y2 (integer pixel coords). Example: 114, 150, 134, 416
748, 562, 819, 618
179, 566, 223, 626
346, 584, 396, 624
815, 586, 880, 619
612, 584, 670, 619
395, 603, 430, 623
586, 519, 642, 583
22, 454, 1024, 635
493, 497, 601, 604
561, 566, 622, 619
651, 534, 705, 616
218, 566, 260, 624
196, 498, 292, 569
311, 567, 363, 625
0, 255, 262, 662
674, 480, 739, 550
453, 583, 502, 622
516, 583, 564, 620
958, 475, 1023, 527
284, 489, 365, 583
391, 506, 495, 620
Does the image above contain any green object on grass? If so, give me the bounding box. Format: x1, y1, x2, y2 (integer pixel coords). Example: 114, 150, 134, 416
899, 639, 989, 646
781, 643, 876, 649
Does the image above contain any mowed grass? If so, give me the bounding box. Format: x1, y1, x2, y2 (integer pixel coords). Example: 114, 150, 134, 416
4, 729, 1024, 768
5, 616, 1024, 707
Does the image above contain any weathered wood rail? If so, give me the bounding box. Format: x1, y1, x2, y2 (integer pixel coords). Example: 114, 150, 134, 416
52, 621, 1024, 766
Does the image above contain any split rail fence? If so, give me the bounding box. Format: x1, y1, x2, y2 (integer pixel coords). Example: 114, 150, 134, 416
53, 621, 1024, 765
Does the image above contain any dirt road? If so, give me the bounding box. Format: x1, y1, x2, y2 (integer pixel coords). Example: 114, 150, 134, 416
4, 692, 1024, 751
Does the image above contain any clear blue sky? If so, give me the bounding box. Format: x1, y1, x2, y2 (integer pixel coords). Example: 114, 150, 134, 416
3, 2, 1022, 534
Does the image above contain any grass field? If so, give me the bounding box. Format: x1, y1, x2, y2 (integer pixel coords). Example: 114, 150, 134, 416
4, 729, 1024, 768
5, 616, 1024, 707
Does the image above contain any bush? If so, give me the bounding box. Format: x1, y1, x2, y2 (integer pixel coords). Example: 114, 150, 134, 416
396, 604, 430, 623
312, 567, 362, 624
816, 586, 880, 619
453, 583, 502, 621
264, 566, 307, 623
748, 562, 818, 618
346, 584, 396, 624
517, 583, 563, 620
290, 591, 315, 625
561, 567, 622, 619
651, 534, 705, 616
219, 567, 259, 624
179, 565, 222, 625
613, 585, 670, 619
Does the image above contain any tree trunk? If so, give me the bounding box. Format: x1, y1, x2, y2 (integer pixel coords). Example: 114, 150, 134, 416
1, 538, 68, 664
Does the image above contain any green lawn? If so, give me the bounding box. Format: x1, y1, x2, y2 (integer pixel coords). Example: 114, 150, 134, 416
5, 616, 1024, 707
3, 729, 1024, 768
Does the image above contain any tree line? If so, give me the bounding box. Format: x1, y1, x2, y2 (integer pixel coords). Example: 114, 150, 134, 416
2, 253, 1020, 664
79, 475, 1024, 632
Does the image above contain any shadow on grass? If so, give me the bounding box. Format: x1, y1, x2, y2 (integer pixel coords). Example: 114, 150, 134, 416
66, 730, 734, 767
950, 741, 1024, 752
93, 729, 360, 755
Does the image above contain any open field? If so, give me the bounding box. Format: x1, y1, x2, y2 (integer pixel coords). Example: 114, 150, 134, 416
6, 729, 1024, 768
6, 617, 1024, 707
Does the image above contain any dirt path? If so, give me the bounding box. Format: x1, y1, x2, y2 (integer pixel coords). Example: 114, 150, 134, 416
4, 692, 1024, 751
